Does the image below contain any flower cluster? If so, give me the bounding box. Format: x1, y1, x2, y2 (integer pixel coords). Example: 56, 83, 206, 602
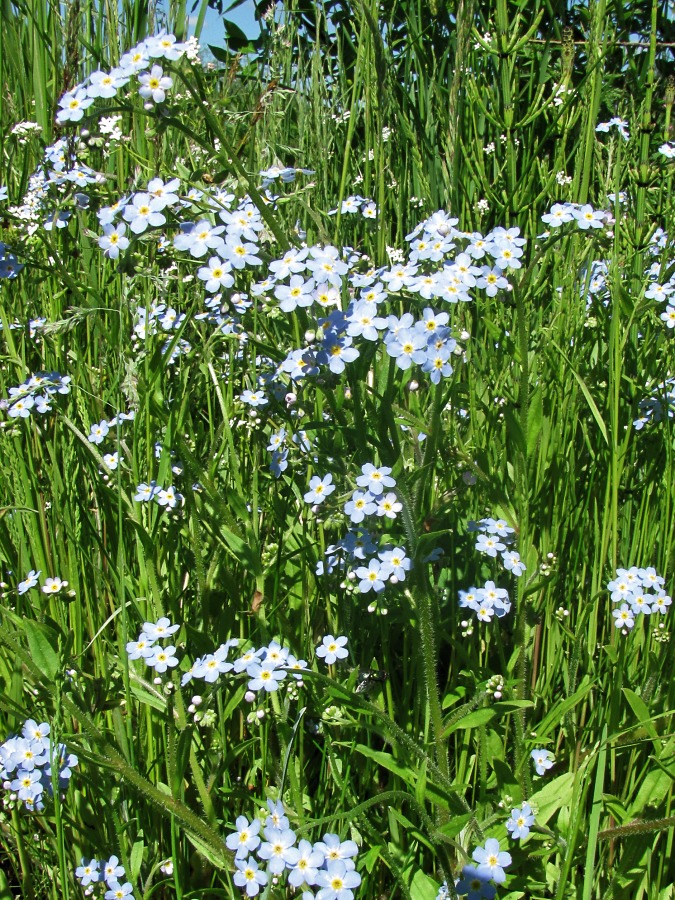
181, 640, 308, 699
595, 117, 630, 140
300, 461, 414, 608
1, 372, 71, 419
320, 528, 413, 608
459, 581, 511, 623
470, 517, 525, 577
1, 720, 78, 812
342, 463, 399, 522
329, 195, 378, 218
454, 838, 512, 898
457, 517, 524, 625
607, 566, 671, 633
226, 799, 361, 899
15, 569, 69, 595
55, 32, 188, 125
75, 854, 134, 899
435, 802, 536, 898
134, 482, 185, 510
541, 201, 608, 231
125, 617, 181, 675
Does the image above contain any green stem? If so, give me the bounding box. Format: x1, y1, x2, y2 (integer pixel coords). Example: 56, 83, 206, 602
407, 582, 449, 824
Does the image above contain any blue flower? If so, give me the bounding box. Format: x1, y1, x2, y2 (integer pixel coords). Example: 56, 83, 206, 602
531, 747, 554, 775
104, 881, 135, 899
506, 802, 535, 840
102, 856, 126, 885
240, 389, 268, 407
385, 328, 427, 370
246, 662, 287, 692
314, 859, 361, 900
257, 826, 298, 874
76, 859, 100, 887
354, 558, 389, 593
322, 335, 360, 374
475, 533, 505, 557
344, 490, 376, 523
0, 242, 23, 279
455, 865, 496, 899
355, 463, 395, 496
226, 815, 261, 859
233, 856, 268, 896
378, 547, 411, 581
316, 635, 349, 665
134, 481, 159, 502
87, 419, 110, 444
375, 492, 401, 519
18, 569, 41, 594
304, 474, 335, 505
471, 838, 511, 884
502, 550, 526, 576
265, 798, 290, 830
421, 346, 453, 383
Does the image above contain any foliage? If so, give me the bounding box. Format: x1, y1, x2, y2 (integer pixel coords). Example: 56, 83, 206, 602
0, 1, 674, 899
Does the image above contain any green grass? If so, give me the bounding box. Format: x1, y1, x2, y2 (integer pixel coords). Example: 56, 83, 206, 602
0, 1, 674, 898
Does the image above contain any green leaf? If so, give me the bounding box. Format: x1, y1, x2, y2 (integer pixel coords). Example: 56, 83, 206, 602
504, 407, 527, 457
410, 869, 441, 900
529, 772, 576, 825
352, 744, 463, 810
436, 813, 473, 839
22, 618, 60, 681
527, 385, 543, 457
628, 766, 674, 817
0, 868, 14, 900
442, 707, 496, 737
623, 688, 659, 740
130, 839, 144, 882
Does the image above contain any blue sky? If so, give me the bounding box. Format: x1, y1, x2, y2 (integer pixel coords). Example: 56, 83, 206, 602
190, 1, 261, 47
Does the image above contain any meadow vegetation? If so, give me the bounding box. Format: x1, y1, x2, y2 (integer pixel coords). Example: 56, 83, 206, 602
0, 0, 674, 898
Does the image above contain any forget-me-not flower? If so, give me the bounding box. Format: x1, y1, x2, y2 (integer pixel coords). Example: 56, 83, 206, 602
315, 635, 349, 665
304, 474, 335, 505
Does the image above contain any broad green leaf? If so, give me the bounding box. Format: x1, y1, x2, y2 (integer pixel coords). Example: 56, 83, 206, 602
529, 773, 576, 825
22, 618, 60, 681
442, 707, 496, 737
628, 767, 673, 818
623, 688, 659, 740
410, 870, 441, 900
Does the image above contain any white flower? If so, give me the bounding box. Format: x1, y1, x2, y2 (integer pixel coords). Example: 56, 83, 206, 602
42, 577, 68, 594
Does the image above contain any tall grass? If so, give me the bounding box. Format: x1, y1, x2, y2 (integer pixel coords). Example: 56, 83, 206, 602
0, 1, 674, 898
